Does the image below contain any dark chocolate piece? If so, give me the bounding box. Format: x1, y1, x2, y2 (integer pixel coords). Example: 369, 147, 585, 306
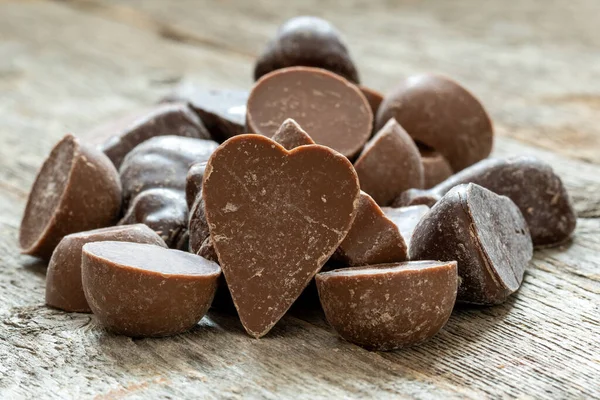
162, 84, 247, 143
420, 147, 453, 189
410, 184, 533, 305
188, 196, 209, 254
334, 192, 407, 267
254, 16, 359, 83
376, 74, 493, 172
396, 156, 577, 247
354, 118, 424, 206
198, 237, 218, 263
19, 134, 122, 260
203, 134, 360, 338
358, 85, 384, 119
82, 241, 221, 337
270, 118, 315, 150
46, 224, 167, 313
90, 103, 211, 168
316, 261, 458, 351
246, 66, 372, 159
381, 205, 430, 248
186, 162, 207, 208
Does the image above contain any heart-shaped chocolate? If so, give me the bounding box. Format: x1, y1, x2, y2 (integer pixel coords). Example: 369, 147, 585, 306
203, 134, 360, 338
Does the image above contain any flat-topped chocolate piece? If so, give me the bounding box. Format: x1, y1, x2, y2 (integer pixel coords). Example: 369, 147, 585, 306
19, 134, 122, 260
270, 118, 315, 150
120, 135, 218, 207
186, 162, 207, 208
162, 85, 247, 143
420, 147, 453, 189
334, 192, 407, 267
254, 16, 359, 83
354, 118, 424, 206
376, 74, 493, 172
82, 241, 221, 337
381, 205, 430, 248
358, 85, 384, 120
203, 134, 360, 338
90, 103, 211, 168
316, 261, 458, 351
246, 66, 372, 159
396, 156, 577, 247
46, 224, 167, 313
410, 184, 533, 305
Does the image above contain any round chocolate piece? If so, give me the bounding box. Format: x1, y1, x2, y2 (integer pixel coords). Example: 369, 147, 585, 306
186, 161, 207, 208
316, 261, 458, 351
358, 85, 384, 120
246, 66, 372, 159
19, 134, 122, 260
376, 74, 493, 172
410, 184, 533, 305
419, 146, 453, 189
354, 118, 424, 206
254, 16, 359, 83
46, 224, 167, 313
82, 241, 221, 337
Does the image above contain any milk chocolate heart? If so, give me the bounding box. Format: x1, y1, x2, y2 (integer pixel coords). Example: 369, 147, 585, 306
203, 134, 360, 338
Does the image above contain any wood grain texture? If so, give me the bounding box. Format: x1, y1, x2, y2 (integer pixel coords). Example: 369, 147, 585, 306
0, 0, 598, 398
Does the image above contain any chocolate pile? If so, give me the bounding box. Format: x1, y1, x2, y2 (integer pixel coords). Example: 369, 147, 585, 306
19, 16, 576, 350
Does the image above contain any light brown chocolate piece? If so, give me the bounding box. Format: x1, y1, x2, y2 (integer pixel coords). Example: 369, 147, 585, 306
254, 16, 359, 83
90, 103, 211, 168
270, 118, 315, 150
358, 85, 384, 120
316, 261, 458, 351
46, 224, 167, 313
381, 205, 430, 248
396, 156, 577, 247
19, 134, 122, 260
82, 241, 221, 337
334, 192, 407, 267
354, 119, 424, 206
420, 147, 453, 189
203, 134, 360, 338
410, 184, 533, 305
186, 162, 207, 208
376, 74, 493, 172
246, 66, 372, 159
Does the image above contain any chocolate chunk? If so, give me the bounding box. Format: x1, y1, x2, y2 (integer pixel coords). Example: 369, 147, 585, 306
254, 16, 359, 83
376, 74, 493, 172
246, 66, 372, 159
189, 196, 209, 254
396, 156, 577, 247
316, 261, 458, 351
46, 224, 167, 313
162, 84, 247, 143
353, 118, 424, 206
334, 192, 407, 267
186, 162, 207, 208
119, 188, 189, 249
198, 237, 218, 263
197, 238, 236, 312
82, 241, 220, 337
358, 85, 384, 119
270, 118, 315, 150
381, 205, 430, 248
410, 184, 533, 305
420, 146, 453, 189
120, 135, 218, 207
203, 134, 360, 338
19, 134, 122, 260
90, 103, 211, 168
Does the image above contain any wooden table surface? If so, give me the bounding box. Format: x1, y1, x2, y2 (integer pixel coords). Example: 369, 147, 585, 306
1, 1, 599, 398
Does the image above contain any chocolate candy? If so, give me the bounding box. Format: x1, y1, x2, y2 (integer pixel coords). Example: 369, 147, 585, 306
334, 192, 407, 267
410, 184, 533, 305
246, 66, 372, 159
46, 224, 167, 313
92, 103, 211, 168
381, 205, 430, 248
120, 135, 218, 207
376, 74, 493, 172
82, 241, 221, 337
358, 85, 384, 119
119, 188, 189, 249
254, 16, 359, 83
203, 134, 360, 338
186, 162, 206, 208
354, 118, 424, 206
316, 261, 458, 351
396, 156, 577, 247
420, 147, 453, 189
188, 196, 209, 254
270, 118, 315, 150
162, 85, 247, 143
19, 134, 122, 260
